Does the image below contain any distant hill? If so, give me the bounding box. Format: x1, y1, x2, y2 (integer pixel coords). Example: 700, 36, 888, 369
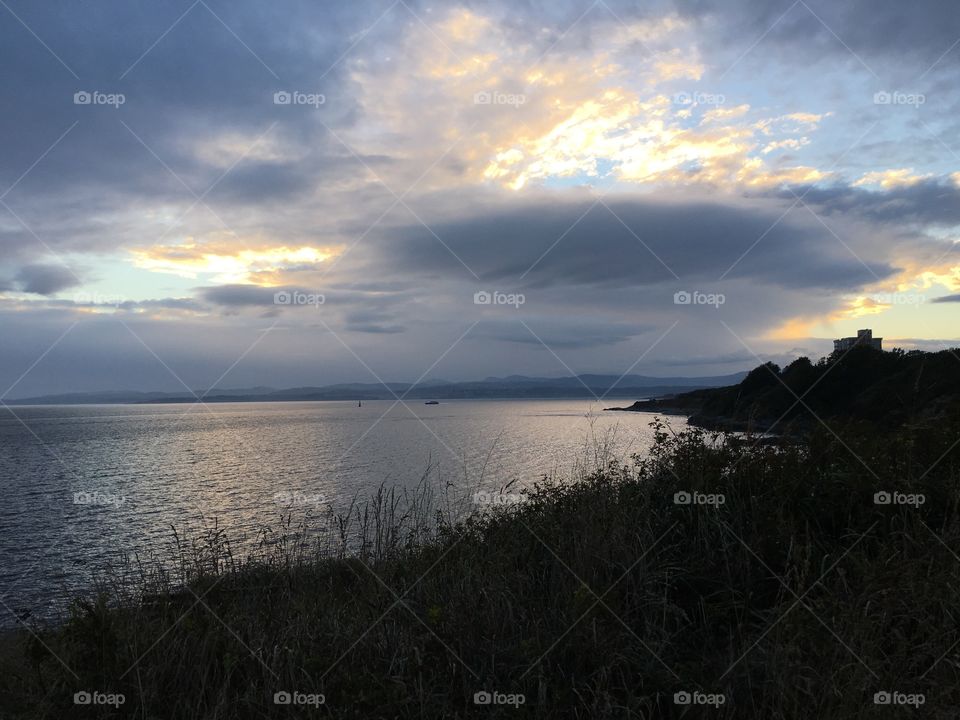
607, 347, 960, 433
6, 372, 747, 405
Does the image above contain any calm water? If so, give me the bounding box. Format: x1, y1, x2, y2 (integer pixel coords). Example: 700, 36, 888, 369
0, 399, 682, 625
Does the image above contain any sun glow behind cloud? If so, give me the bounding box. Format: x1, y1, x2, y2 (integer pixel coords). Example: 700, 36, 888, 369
346, 7, 834, 196
131, 243, 336, 284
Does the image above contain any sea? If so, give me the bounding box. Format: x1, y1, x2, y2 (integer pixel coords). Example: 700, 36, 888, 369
0, 399, 683, 626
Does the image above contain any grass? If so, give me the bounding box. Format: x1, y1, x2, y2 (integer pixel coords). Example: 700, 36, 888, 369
2, 420, 960, 718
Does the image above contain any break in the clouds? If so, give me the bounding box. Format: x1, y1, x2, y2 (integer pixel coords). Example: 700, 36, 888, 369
0, 0, 957, 396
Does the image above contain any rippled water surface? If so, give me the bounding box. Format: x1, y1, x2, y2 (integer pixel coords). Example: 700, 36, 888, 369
0, 400, 683, 624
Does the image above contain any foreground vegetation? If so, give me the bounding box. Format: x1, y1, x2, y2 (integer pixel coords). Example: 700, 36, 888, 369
3, 418, 960, 718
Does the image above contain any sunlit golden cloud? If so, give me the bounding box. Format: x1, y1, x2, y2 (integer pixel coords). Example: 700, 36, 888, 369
853, 168, 930, 189
131, 242, 338, 284
345, 6, 834, 194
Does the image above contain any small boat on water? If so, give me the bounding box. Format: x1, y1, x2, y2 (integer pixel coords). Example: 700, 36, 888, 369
424, 400, 439, 405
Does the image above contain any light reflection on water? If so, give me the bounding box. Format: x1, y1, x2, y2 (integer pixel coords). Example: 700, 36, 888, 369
0, 399, 684, 625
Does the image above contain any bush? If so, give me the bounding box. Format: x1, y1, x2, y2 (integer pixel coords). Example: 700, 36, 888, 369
2, 421, 959, 718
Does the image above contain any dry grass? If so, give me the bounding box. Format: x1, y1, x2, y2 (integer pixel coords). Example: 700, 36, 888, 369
2, 420, 960, 718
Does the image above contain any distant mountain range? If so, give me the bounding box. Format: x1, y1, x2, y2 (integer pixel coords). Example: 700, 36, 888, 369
6, 372, 748, 405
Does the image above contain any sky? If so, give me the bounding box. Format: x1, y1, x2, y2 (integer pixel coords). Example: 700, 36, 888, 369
1, 0, 958, 397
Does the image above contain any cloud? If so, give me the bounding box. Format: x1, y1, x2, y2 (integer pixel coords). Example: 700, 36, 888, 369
853, 168, 931, 189
931, 294, 960, 303
14, 263, 82, 295
475, 317, 646, 349
375, 192, 898, 292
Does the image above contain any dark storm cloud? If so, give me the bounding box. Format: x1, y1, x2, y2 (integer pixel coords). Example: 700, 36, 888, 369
378, 195, 897, 291
116, 298, 206, 312
780, 180, 960, 228
14, 263, 82, 295
198, 284, 280, 307
672, 0, 960, 72
0, 0, 373, 264
931, 294, 960, 303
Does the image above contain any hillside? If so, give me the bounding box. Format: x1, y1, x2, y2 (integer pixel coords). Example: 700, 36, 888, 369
608, 347, 960, 433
